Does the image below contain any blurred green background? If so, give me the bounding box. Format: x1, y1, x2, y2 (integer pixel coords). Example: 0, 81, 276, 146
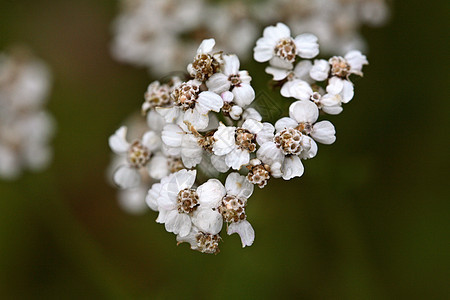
0, 0, 449, 298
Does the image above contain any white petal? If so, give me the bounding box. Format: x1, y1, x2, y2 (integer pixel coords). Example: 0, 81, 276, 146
227, 220, 255, 247
294, 33, 319, 59
299, 136, 318, 160
184, 108, 209, 130
206, 73, 230, 94
275, 117, 298, 132
287, 80, 313, 101
264, 22, 291, 41
253, 41, 276, 62
142, 131, 160, 151
289, 100, 319, 124
242, 108, 262, 122
197, 179, 226, 208
165, 211, 191, 237
225, 172, 254, 199
311, 121, 336, 144
242, 119, 263, 134
109, 126, 129, 154
157, 195, 177, 211
197, 38, 215, 54
113, 165, 141, 189
213, 124, 236, 156
256, 142, 284, 165
211, 155, 230, 173
192, 208, 223, 235
321, 94, 342, 107
223, 54, 240, 75
345, 50, 368, 73
238, 70, 252, 84
256, 123, 275, 145
118, 187, 148, 215
310, 59, 330, 81
161, 124, 183, 148
280, 81, 295, 98
322, 105, 343, 115
156, 106, 181, 123
146, 183, 162, 211
221, 91, 234, 103
148, 154, 169, 180
230, 105, 243, 120
196, 91, 224, 114
282, 155, 304, 180
146, 110, 166, 132
326, 77, 344, 95
293, 60, 313, 82
232, 84, 255, 107
173, 169, 197, 191
225, 148, 250, 170
181, 134, 203, 168
341, 80, 354, 103
265, 66, 289, 81
269, 56, 293, 70
156, 209, 169, 224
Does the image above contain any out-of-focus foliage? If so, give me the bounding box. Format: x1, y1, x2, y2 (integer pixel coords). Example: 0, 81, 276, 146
0, 0, 448, 298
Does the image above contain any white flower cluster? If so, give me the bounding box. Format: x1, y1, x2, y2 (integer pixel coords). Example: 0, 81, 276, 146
111, 0, 258, 74
0, 49, 54, 179
108, 22, 368, 254
111, 0, 387, 74
256, 0, 390, 55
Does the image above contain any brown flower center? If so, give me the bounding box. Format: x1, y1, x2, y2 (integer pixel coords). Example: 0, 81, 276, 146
177, 188, 199, 214
329, 56, 351, 78
218, 195, 246, 223
235, 128, 256, 152
274, 38, 297, 63
195, 232, 221, 254
228, 74, 242, 87
172, 82, 200, 111
191, 53, 220, 82
247, 164, 271, 188
127, 140, 151, 168
142, 83, 171, 113
274, 128, 303, 155
167, 157, 184, 174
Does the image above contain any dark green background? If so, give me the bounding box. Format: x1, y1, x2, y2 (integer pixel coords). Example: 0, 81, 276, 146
0, 0, 449, 298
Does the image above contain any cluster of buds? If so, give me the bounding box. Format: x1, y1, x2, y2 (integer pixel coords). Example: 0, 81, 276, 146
0, 48, 54, 179
108, 23, 368, 254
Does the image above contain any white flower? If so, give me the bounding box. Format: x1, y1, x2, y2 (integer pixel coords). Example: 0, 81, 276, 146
109, 126, 160, 188
156, 79, 223, 130
311, 91, 344, 115
187, 39, 222, 82
257, 101, 335, 180
157, 170, 224, 237
254, 23, 319, 66
220, 173, 255, 247
310, 50, 368, 103
161, 123, 204, 169
212, 119, 267, 170
176, 226, 221, 254
156, 169, 198, 237
148, 151, 184, 180
206, 54, 255, 108
0, 51, 54, 179
309, 59, 331, 81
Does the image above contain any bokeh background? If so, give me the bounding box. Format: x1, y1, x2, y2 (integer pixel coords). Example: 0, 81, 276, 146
1, 0, 449, 298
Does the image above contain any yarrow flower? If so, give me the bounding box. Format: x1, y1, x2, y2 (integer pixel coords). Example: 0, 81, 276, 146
0, 48, 54, 179
111, 0, 388, 74
108, 19, 370, 253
